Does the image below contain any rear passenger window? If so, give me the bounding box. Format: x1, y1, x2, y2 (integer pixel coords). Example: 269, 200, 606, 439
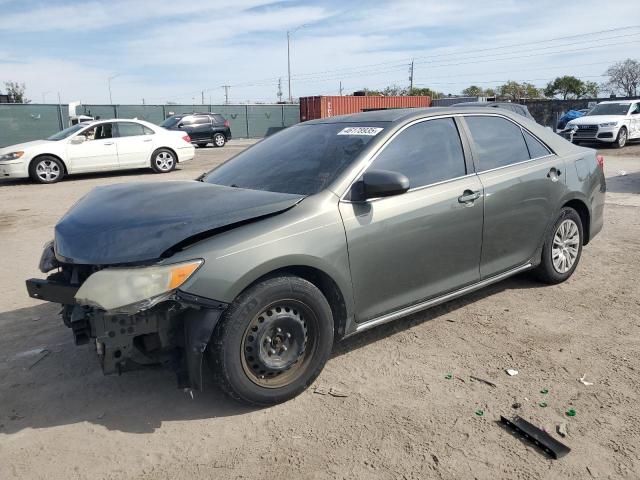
523, 130, 550, 158
370, 118, 466, 188
194, 116, 211, 125
213, 114, 225, 124
117, 122, 146, 137
465, 116, 530, 171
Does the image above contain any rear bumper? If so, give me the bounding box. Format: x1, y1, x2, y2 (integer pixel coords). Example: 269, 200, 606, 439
176, 145, 195, 163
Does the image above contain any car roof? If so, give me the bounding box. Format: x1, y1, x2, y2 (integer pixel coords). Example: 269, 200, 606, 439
598, 100, 635, 104
302, 106, 532, 124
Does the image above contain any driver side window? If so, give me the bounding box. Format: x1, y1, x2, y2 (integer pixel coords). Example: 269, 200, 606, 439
81, 123, 113, 141
631, 103, 640, 115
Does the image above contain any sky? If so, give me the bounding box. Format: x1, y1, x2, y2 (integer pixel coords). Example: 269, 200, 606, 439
1, 0, 640, 105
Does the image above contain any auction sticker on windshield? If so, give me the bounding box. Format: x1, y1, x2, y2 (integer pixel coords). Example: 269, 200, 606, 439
337, 127, 384, 136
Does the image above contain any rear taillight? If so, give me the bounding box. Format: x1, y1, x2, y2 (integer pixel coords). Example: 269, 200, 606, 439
596, 154, 604, 169
182, 135, 191, 143
224, 120, 230, 127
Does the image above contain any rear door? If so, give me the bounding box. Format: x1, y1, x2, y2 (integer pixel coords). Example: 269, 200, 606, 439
461, 114, 567, 278
188, 115, 213, 143
114, 122, 155, 168
339, 117, 484, 322
629, 102, 640, 138
66, 122, 118, 172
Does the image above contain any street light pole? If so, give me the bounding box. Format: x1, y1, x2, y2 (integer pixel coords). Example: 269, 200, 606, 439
108, 74, 120, 105
286, 24, 307, 104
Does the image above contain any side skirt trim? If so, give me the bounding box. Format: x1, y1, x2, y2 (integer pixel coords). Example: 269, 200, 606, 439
346, 262, 532, 337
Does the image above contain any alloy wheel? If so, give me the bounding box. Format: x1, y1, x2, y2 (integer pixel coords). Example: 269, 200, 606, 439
214, 134, 225, 147
552, 219, 580, 273
35, 159, 61, 182
618, 129, 627, 147
154, 151, 174, 171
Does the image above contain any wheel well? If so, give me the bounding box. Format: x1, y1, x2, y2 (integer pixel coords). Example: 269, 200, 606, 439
30, 154, 68, 174
563, 199, 591, 245
152, 146, 178, 161
249, 266, 348, 339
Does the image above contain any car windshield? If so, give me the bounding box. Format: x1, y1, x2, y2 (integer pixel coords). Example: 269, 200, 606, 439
587, 103, 630, 116
161, 116, 182, 128
203, 122, 388, 195
46, 124, 86, 141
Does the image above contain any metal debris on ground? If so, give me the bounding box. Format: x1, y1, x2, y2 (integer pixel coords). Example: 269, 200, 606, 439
470, 375, 497, 388
579, 374, 594, 386
27, 349, 50, 369
505, 369, 519, 376
557, 423, 568, 437
499, 415, 571, 459
512, 402, 522, 409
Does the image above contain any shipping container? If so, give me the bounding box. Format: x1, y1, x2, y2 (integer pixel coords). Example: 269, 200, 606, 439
299, 95, 431, 121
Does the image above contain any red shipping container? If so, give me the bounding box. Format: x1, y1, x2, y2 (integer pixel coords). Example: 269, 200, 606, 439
299, 95, 431, 121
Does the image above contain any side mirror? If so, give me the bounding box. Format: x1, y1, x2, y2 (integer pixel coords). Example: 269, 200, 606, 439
352, 169, 410, 201
70, 135, 86, 144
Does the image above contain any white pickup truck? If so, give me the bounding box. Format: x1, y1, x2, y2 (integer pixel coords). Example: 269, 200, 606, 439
562, 100, 640, 148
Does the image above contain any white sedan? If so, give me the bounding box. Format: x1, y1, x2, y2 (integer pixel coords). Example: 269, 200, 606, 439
0, 118, 195, 184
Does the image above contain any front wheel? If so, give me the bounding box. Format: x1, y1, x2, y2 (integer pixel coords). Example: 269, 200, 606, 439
29, 156, 64, 184
209, 276, 334, 405
150, 148, 176, 173
532, 207, 583, 284
213, 133, 226, 148
614, 127, 627, 148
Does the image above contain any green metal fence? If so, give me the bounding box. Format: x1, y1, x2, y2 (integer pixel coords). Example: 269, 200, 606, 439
0, 103, 300, 148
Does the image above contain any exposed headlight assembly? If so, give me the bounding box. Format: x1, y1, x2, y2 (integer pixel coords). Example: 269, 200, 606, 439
599, 122, 618, 127
0, 151, 24, 161
75, 259, 203, 313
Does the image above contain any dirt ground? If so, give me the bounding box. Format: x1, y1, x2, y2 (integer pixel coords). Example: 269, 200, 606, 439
0, 140, 639, 480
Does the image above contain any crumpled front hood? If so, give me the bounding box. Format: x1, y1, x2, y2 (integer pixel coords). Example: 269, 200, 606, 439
54, 181, 302, 265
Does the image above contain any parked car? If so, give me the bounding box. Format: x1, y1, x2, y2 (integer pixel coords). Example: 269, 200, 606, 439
27, 107, 605, 405
0, 119, 195, 184
560, 100, 640, 148
452, 101, 535, 120
161, 113, 231, 148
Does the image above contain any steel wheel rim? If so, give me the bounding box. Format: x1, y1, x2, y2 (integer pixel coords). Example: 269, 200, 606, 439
241, 300, 318, 388
214, 134, 225, 146
155, 151, 174, 171
36, 160, 61, 182
552, 219, 580, 273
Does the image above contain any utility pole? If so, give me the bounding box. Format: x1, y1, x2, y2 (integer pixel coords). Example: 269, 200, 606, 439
409, 60, 414, 95
108, 74, 120, 104
142, 98, 145, 105
277, 78, 283, 103
201, 91, 204, 105
287, 25, 307, 103
222, 85, 230, 104
339, 81, 343, 96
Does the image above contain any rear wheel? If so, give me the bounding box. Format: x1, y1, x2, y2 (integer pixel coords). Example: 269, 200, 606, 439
150, 148, 176, 173
209, 275, 334, 405
532, 207, 583, 284
213, 133, 226, 148
29, 156, 64, 184
614, 127, 627, 148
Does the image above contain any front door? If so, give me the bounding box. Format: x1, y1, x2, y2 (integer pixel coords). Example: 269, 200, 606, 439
462, 114, 568, 278
66, 123, 118, 173
114, 122, 155, 168
339, 117, 484, 322
628, 103, 640, 139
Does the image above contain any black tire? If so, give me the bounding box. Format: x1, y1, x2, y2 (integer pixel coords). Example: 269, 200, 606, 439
213, 133, 226, 148
29, 155, 64, 184
613, 127, 627, 149
532, 207, 583, 284
150, 148, 177, 173
209, 275, 334, 406
197, 143, 208, 148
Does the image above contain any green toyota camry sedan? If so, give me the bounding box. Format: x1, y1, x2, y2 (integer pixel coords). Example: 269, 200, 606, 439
27, 107, 606, 405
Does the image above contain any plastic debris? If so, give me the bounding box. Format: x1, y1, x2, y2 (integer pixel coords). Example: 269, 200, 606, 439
475, 409, 484, 417
512, 402, 522, 409
566, 408, 576, 417
579, 374, 594, 386
505, 369, 519, 376
500, 415, 571, 459
540, 388, 549, 394
444, 373, 453, 380
183, 388, 194, 400
557, 423, 568, 437
328, 388, 349, 398
539, 402, 548, 408
313, 386, 328, 395
618, 170, 627, 176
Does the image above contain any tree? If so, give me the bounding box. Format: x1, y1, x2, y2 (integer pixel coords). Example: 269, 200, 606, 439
409, 87, 442, 98
462, 85, 484, 97
603, 59, 640, 97
544, 76, 584, 99
3, 81, 29, 103
497, 81, 541, 100
581, 81, 599, 98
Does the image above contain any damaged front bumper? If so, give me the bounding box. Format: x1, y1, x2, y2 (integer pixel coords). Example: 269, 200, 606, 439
26, 275, 228, 391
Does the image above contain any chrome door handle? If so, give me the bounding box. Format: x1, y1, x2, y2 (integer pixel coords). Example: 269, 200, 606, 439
458, 190, 481, 204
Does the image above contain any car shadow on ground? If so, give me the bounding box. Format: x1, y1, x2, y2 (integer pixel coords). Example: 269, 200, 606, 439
0, 274, 543, 435
0, 168, 189, 187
